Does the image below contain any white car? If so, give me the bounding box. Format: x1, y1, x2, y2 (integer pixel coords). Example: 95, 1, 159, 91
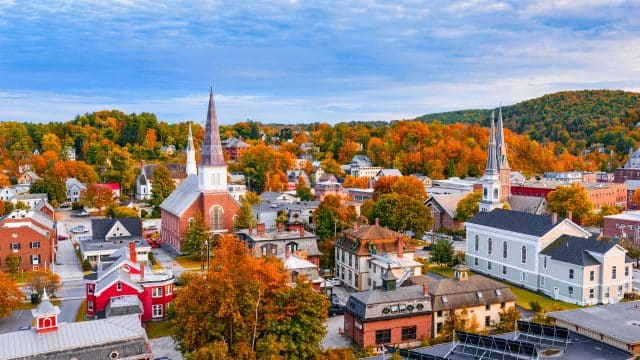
70, 225, 88, 234
329, 278, 342, 286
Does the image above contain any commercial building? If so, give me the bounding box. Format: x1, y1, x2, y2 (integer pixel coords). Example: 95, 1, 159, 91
80, 217, 151, 265
603, 211, 640, 243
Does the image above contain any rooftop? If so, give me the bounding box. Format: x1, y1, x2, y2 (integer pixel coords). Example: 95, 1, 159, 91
541, 235, 621, 266
466, 208, 572, 237
603, 210, 640, 222
548, 301, 640, 345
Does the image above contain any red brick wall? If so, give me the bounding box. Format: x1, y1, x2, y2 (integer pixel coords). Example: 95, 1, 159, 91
0, 226, 54, 272
344, 312, 432, 348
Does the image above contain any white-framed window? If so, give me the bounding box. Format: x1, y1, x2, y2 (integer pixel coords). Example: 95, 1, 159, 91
30, 242, 40, 249
487, 261, 492, 270
521, 246, 526, 264
540, 276, 545, 287
116, 282, 122, 291
503, 242, 508, 258
590, 270, 594, 281
488, 238, 492, 255
152, 304, 163, 318
10, 243, 20, 250
618, 285, 623, 296
475, 235, 479, 251
520, 272, 528, 282
569, 269, 574, 279
152, 287, 163, 298
165, 285, 172, 295
502, 266, 507, 275
87, 284, 93, 295
625, 266, 629, 277
568, 286, 574, 297
612, 266, 617, 280
543, 256, 547, 269
474, 257, 478, 266
209, 205, 223, 231
589, 288, 594, 299
88, 301, 93, 311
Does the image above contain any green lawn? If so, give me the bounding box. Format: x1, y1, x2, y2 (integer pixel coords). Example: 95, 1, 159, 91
428, 265, 580, 312
75, 300, 87, 322
145, 320, 174, 338
174, 256, 202, 269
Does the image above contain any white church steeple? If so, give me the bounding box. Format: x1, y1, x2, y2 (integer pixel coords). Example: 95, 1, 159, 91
479, 111, 503, 212
186, 122, 197, 176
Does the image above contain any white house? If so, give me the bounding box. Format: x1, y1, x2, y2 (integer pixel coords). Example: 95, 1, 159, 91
65, 178, 86, 203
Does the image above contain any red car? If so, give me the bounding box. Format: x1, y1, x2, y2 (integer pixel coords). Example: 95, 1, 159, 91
57, 234, 69, 241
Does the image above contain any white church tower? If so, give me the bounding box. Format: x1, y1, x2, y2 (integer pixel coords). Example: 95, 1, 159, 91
198, 87, 228, 193
185, 122, 197, 176
479, 111, 503, 212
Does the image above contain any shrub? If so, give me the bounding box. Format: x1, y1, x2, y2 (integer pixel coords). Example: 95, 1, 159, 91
82, 259, 92, 271
71, 202, 83, 210
529, 300, 542, 313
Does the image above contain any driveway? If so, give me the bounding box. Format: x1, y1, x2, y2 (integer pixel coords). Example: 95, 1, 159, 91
150, 336, 183, 360
322, 314, 353, 350
55, 238, 84, 281
152, 246, 186, 276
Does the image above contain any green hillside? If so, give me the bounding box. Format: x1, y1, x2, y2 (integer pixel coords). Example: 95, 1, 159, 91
417, 90, 640, 156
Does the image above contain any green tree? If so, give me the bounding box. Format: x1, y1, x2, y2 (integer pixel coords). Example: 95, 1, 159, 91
295, 176, 314, 201
547, 183, 593, 223
437, 307, 478, 342
430, 238, 454, 267
455, 190, 482, 223
620, 239, 640, 267
313, 195, 357, 240
242, 191, 261, 205
182, 214, 207, 258
495, 306, 520, 333
30, 175, 66, 206
150, 165, 175, 216
234, 199, 256, 231
5, 253, 21, 275
369, 193, 432, 238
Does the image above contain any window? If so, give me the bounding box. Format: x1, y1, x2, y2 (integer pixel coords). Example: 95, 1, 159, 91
87, 284, 93, 294
29, 242, 40, 249
488, 238, 492, 255
475, 235, 479, 251
437, 311, 443, 317
286, 242, 299, 254
485, 316, 491, 327
612, 266, 617, 280
209, 205, 223, 231
569, 269, 574, 279
116, 282, 122, 291
502, 266, 507, 275
348, 254, 352, 267
152, 287, 163, 298
88, 301, 93, 311
188, 218, 195, 228
487, 261, 492, 270
540, 276, 545, 287
493, 188, 499, 199
401, 326, 417, 341
625, 266, 630, 277
618, 285, 623, 296
589, 288, 594, 299
152, 304, 163, 318
503, 242, 507, 258
520, 246, 526, 264
483, 188, 488, 199
437, 322, 443, 333
500, 302, 505, 309
474, 257, 478, 266
30, 255, 40, 265
165, 285, 172, 295
543, 256, 547, 269
485, 304, 490, 311
375, 329, 391, 344
10, 243, 20, 250
520, 272, 528, 282
568, 286, 574, 297
590, 270, 595, 281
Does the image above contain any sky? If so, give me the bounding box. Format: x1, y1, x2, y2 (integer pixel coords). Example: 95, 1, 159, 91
0, 0, 639, 125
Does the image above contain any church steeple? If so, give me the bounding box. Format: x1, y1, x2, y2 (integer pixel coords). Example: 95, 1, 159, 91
496, 105, 511, 200
198, 87, 228, 193
186, 122, 197, 176
479, 111, 503, 212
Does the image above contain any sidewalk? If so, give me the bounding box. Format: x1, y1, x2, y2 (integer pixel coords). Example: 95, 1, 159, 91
55, 239, 84, 281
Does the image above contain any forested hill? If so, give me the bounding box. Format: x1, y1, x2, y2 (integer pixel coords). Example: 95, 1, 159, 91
417, 90, 640, 155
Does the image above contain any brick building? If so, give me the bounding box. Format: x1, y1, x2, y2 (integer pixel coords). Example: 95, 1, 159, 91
221, 137, 249, 163
425, 193, 466, 232
603, 211, 640, 244
511, 181, 627, 211
160, 89, 241, 254
84, 243, 175, 321
0, 208, 56, 272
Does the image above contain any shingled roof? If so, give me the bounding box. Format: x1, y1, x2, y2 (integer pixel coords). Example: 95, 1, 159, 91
466, 208, 565, 237
338, 224, 406, 256
91, 217, 142, 241
429, 275, 516, 311
541, 235, 624, 266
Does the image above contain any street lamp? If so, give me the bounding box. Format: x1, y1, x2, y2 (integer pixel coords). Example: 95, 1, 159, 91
205, 238, 210, 272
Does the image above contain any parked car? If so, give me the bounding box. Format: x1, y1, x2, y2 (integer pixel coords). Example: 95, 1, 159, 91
75, 210, 90, 217
57, 234, 69, 241
330, 293, 340, 305
18, 325, 31, 331
328, 304, 344, 317
144, 224, 158, 230
453, 235, 463, 242
422, 245, 433, 251
70, 225, 88, 234
329, 277, 341, 286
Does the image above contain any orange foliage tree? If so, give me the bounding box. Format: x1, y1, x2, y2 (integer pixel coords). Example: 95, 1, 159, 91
342, 175, 369, 189
0, 272, 23, 317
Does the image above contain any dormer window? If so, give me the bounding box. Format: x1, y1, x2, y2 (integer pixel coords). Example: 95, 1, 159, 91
477, 291, 483, 298
116, 282, 122, 291
442, 296, 448, 303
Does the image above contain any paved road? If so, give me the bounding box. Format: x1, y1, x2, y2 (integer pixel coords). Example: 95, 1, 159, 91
152, 246, 187, 277
634, 269, 640, 292
150, 336, 183, 360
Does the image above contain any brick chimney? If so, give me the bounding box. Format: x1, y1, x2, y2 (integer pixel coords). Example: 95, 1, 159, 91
397, 236, 403, 258
257, 223, 266, 236
551, 213, 558, 225
422, 283, 429, 297
129, 242, 137, 263
278, 222, 283, 233
139, 261, 145, 281
374, 218, 379, 226
285, 246, 290, 259
299, 226, 305, 237
567, 211, 573, 221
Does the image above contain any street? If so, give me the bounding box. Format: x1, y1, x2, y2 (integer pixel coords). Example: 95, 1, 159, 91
634, 269, 640, 292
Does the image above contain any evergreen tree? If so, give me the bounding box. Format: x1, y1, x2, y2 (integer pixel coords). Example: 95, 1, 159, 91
430, 239, 454, 267
234, 198, 256, 231
295, 176, 314, 201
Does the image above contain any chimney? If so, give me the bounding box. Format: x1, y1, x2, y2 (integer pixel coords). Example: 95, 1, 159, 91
374, 218, 379, 226
129, 242, 137, 263
139, 261, 144, 281
397, 237, 403, 258
299, 226, 305, 237
551, 213, 558, 225
257, 223, 266, 236
285, 246, 290, 259
422, 283, 429, 297
567, 211, 573, 221
278, 222, 283, 233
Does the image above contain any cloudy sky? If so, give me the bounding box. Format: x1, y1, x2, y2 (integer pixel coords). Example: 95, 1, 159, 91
1, 0, 639, 124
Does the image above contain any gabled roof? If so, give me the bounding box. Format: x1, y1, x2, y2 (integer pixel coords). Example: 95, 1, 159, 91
65, 177, 86, 190
429, 275, 516, 311
140, 164, 186, 182
427, 193, 467, 218
94, 269, 144, 295
347, 284, 432, 320
91, 217, 142, 241
466, 208, 568, 237
541, 235, 624, 266
159, 174, 200, 216
343, 224, 402, 241
507, 195, 547, 215
376, 169, 402, 177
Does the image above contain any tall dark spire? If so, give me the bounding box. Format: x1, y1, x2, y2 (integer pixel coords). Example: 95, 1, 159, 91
200, 87, 226, 167
496, 105, 510, 169
486, 111, 498, 173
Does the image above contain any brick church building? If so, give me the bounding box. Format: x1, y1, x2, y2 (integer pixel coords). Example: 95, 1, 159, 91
160, 88, 241, 253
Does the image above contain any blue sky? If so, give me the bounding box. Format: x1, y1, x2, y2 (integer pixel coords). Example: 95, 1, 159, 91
0, 0, 639, 125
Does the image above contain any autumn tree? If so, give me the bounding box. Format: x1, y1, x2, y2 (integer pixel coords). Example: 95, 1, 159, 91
0, 173, 10, 188
5, 253, 21, 275
430, 238, 454, 267
263, 168, 288, 192
172, 237, 328, 359
234, 198, 256, 231
437, 307, 480, 342
242, 191, 260, 205
29, 271, 62, 297
30, 175, 66, 206
150, 165, 175, 216
342, 175, 369, 189
455, 190, 482, 223
295, 176, 314, 201
373, 175, 398, 200
547, 183, 593, 223
314, 195, 357, 240
0, 272, 23, 317
589, 204, 623, 227
320, 153, 343, 177
633, 189, 640, 207
41, 133, 62, 155
620, 239, 640, 267
495, 306, 521, 333
108, 206, 139, 218
369, 193, 432, 238
391, 176, 428, 202
80, 183, 116, 211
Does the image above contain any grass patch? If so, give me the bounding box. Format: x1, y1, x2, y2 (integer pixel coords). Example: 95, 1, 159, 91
175, 256, 202, 269
17, 301, 36, 310
145, 320, 174, 338
152, 262, 163, 270
75, 300, 87, 322
8, 271, 38, 284
427, 265, 580, 312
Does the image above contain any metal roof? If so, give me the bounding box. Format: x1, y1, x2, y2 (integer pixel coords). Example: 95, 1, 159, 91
159, 174, 200, 216
467, 208, 569, 237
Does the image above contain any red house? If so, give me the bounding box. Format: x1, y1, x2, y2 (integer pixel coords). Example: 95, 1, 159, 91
98, 183, 121, 198
84, 243, 175, 321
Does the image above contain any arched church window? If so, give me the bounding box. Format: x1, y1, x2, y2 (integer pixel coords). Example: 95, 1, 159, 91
483, 188, 488, 199
209, 205, 223, 231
